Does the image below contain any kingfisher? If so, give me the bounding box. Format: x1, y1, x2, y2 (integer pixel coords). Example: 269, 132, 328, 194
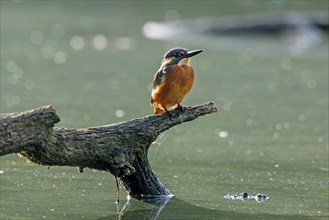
151, 47, 204, 115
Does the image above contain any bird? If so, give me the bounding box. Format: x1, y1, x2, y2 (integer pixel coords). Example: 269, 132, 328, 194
150, 47, 204, 115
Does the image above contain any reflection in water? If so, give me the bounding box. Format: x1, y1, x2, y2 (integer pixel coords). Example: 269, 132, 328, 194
116, 195, 172, 220
98, 197, 311, 220
143, 11, 328, 55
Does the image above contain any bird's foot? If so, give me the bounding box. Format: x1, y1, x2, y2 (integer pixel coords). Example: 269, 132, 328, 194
164, 105, 185, 119
176, 104, 184, 112
164, 108, 174, 119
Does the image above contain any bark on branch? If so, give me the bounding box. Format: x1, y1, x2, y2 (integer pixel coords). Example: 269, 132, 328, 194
0, 102, 218, 201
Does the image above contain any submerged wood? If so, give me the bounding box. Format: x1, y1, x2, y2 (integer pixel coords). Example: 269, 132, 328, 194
0, 102, 217, 200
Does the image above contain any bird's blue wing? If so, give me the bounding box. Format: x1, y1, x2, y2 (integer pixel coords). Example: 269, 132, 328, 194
152, 65, 171, 88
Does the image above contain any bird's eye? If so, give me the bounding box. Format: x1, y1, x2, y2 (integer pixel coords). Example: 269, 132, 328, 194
174, 53, 179, 57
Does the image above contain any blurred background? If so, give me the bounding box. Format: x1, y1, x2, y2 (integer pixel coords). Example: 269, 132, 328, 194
1, 1, 328, 219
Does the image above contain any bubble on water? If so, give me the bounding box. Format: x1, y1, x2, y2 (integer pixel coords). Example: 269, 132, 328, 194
30, 30, 44, 45
115, 37, 137, 51
274, 164, 279, 168
92, 35, 108, 50
54, 51, 67, 64
275, 123, 282, 130
283, 123, 290, 129
115, 109, 125, 118
70, 36, 85, 50
0, 170, 4, 174
218, 131, 229, 138
13, 67, 24, 78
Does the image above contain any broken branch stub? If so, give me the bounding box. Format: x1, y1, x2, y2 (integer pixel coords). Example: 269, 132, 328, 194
0, 102, 218, 200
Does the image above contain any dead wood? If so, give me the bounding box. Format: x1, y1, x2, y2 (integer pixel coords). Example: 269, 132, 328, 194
0, 102, 218, 200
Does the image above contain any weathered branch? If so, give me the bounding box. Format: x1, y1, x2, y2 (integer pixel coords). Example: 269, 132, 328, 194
0, 102, 218, 200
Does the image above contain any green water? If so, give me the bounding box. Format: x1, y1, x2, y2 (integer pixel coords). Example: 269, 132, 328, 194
1, 1, 328, 219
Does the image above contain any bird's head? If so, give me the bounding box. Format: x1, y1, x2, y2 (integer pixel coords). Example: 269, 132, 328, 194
162, 47, 204, 66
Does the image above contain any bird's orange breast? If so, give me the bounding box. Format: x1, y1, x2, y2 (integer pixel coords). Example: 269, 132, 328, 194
152, 65, 194, 111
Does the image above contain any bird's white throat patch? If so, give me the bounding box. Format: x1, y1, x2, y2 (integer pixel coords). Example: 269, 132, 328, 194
178, 58, 190, 66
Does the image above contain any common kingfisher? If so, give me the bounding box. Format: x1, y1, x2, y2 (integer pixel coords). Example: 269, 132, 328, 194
151, 47, 204, 115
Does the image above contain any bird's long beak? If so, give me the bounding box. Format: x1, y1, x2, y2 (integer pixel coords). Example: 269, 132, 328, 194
171, 49, 204, 66
184, 49, 204, 58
